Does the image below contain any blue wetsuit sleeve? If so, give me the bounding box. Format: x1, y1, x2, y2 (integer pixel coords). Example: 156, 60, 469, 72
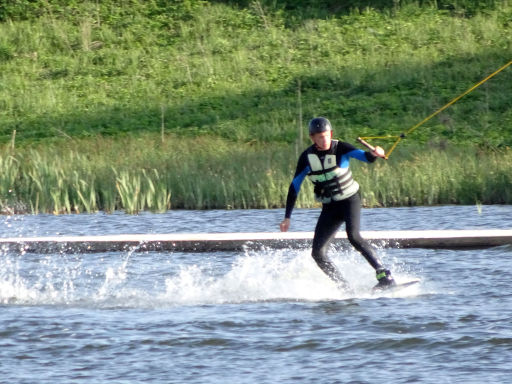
347, 149, 376, 163
338, 142, 377, 163
284, 152, 310, 219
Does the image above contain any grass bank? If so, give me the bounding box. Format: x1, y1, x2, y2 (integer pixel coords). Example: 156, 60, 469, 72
1, 135, 510, 214
0, 1, 511, 148
0, 1, 511, 212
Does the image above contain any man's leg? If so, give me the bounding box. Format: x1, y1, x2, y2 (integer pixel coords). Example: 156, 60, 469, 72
344, 193, 395, 287
343, 194, 383, 270
311, 206, 349, 288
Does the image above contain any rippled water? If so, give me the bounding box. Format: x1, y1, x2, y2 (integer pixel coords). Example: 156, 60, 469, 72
1, 205, 511, 383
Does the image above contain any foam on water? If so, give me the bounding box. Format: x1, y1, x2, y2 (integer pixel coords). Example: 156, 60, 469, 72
0, 247, 422, 308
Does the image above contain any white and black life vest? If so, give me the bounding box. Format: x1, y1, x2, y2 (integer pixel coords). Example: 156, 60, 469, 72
306, 140, 359, 203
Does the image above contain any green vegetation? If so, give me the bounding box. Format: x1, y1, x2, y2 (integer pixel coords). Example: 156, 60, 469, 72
356, 146, 512, 207
1, 137, 511, 214
0, 0, 511, 213
0, 135, 296, 214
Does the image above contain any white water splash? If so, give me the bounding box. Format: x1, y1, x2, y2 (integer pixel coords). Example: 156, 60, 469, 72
0, 247, 422, 308
169, 248, 424, 304
162, 249, 347, 305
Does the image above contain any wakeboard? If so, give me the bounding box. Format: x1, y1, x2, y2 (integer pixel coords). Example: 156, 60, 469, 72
373, 279, 420, 293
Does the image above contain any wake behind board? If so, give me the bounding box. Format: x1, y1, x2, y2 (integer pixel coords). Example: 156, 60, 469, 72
373, 279, 420, 293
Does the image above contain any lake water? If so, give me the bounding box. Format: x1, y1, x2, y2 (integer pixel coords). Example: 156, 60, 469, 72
1, 205, 511, 383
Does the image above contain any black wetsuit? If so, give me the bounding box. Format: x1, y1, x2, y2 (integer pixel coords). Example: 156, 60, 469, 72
284, 141, 383, 286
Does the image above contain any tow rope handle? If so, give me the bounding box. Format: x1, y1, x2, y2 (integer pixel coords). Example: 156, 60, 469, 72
357, 137, 388, 160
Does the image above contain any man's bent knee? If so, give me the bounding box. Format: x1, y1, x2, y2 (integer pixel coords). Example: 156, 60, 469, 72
347, 232, 364, 248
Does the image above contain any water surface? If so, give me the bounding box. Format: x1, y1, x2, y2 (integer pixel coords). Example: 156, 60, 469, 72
1, 205, 511, 383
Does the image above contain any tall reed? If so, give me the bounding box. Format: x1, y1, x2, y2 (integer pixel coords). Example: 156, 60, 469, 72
0, 135, 510, 214
355, 146, 512, 206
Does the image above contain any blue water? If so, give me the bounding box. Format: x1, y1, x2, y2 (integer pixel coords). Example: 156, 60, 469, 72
1, 205, 512, 383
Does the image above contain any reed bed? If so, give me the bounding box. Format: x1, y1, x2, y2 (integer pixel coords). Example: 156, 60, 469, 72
0, 135, 510, 214
355, 146, 512, 207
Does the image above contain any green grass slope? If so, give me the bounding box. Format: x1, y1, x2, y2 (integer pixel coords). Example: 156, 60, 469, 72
0, 1, 511, 213
0, 0, 511, 148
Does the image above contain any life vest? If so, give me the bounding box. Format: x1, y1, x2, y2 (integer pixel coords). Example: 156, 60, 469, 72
306, 140, 359, 203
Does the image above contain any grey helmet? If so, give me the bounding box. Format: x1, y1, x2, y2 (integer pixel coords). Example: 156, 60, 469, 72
308, 117, 332, 135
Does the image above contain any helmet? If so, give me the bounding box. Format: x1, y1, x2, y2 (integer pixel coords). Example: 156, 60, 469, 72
308, 117, 332, 135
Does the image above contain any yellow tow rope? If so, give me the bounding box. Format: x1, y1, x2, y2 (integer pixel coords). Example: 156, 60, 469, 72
358, 59, 512, 159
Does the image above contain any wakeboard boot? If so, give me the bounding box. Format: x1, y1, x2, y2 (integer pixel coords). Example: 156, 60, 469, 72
373, 268, 396, 291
